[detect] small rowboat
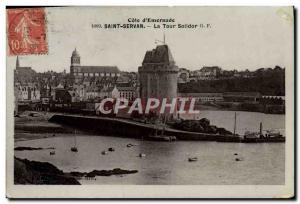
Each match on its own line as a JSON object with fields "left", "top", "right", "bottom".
{"left": 188, "top": 157, "right": 198, "bottom": 162}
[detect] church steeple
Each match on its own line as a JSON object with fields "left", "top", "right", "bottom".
{"left": 71, "top": 48, "right": 80, "bottom": 66}
{"left": 16, "top": 56, "right": 20, "bottom": 68}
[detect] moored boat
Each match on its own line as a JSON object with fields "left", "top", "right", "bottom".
{"left": 101, "top": 151, "right": 108, "bottom": 155}
{"left": 242, "top": 123, "right": 285, "bottom": 143}
{"left": 188, "top": 157, "right": 198, "bottom": 162}
{"left": 146, "top": 135, "right": 177, "bottom": 142}
{"left": 71, "top": 129, "right": 79, "bottom": 152}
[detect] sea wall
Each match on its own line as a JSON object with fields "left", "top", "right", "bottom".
{"left": 49, "top": 114, "right": 225, "bottom": 141}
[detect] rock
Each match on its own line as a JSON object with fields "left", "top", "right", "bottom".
{"left": 14, "top": 157, "right": 80, "bottom": 185}
{"left": 69, "top": 171, "right": 87, "bottom": 177}
{"left": 199, "top": 118, "right": 210, "bottom": 127}
{"left": 172, "top": 118, "right": 232, "bottom": 135}
{"left": 206, "top": 125, "right": 218, "bottom": 134}
{"left": 86, "top": 168, "right": 138, "bottom": 177}
{"left": 67, "top": 168, "right": 138, "bottom": 178}
{"left": 217, "top": 127, "right": 232, "bottom": 135}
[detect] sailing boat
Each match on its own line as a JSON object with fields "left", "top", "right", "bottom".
{"left": 71, "top": 129, "right": 78, "bottom": 152}
{"left": 216, "top": 112, "right": 241, "bottom": 142}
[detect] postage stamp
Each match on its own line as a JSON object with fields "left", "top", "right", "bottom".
{"left": 7, "top": 8, "right": 47, "bottom": 55}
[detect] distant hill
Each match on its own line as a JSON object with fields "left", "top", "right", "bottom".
{"left": 178, "top": 67, "right": 285, "bottom": 95}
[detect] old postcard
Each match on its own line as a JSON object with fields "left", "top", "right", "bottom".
{"left": 6, "top": 6, "right": 294, "bottom": 198}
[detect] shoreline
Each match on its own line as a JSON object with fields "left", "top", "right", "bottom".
{"left": 195, "top": 104, "right": 285, "bottom": 114}
{"left": 14, "top": 110, "right": 285, "bottom": 142}
{"left": 14, "top": 157, "right": 139, "bottom": 185}
{"left": 14, "top": 111, "right": 75, "bottom": 141}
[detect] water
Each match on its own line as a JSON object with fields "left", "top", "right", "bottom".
{"left": 15, "top": 111, "right": 285, "bottom": 185}
{"left": 182, "top": 110, "right": 285, "bottom": 136}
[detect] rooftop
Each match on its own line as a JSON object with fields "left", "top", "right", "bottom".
{"left": 80, "top": 66, "right": 120, "bottom": 73}
{"left": 142, "top": 44, "right": 175, "bottom": 64}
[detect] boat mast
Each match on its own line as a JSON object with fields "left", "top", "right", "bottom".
{"left": 155, "top": 115, "right": 159, "bottom": 136}
{"left": 259, "top": 122, "right": 263, "bottom": 136}
{"left": 233, "top": 112, "right": 237, "bottom": 136}
{"left": 161, "top": 115, "right": 167, "bottom": 136}
{"left": 74, "top": 129, "right": 77, "bottom": 147}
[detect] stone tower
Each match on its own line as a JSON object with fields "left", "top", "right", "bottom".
{"left": 138, "top": 44, "right": 179, "bottom": 117}
{"left": 70, "top": 48, "right": 81, "bottom": 83}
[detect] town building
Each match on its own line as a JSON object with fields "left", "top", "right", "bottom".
{"left": 178, "top": 92, "right": 224, "bottom": 103}
{"left": 99, "top": 86, "right": 119, "bottom": 99}
{"left": 178, "top": 68, "right": 190, "bottom": 83}
{"left": 15, "top": 83, "right": 41, "bottom": 102}
{"left": 14, "top": 56, "right": 37, "bottom": 84}
{"left": 70, "top": 48, "right": 121, "bottom": 84}
{"left": 195, "top": 66, "right": 222, "bottom": 80}
{"left": 116, "top": 86, "right": 137, "bottom": 101}
{"left": 223, "top": 92, "right": 261, "bottom": 102}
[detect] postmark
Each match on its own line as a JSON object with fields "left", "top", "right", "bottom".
{"left": 7, "top": 8, "right": 47, "bottom": 55}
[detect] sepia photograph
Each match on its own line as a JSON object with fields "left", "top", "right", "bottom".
{"left": 6, "top": 6, "right": 294, "bottom": 198}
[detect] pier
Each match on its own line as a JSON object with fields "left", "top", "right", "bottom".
{"left": 49, "top": 114, "right": 231, "bottom": 141}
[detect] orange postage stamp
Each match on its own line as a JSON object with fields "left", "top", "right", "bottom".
{"left": 7, "top": 8, "right": 47, "bottom": 55}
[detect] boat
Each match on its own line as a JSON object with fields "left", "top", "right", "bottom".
{"left": 216, "top": 112, "right": 242, "bottom": 142}
{"left": 147, "top": 135, "right": 176, "bottom": 142}
{"left": 127, "top": 143, "right": 138, "bottom": 147}
{"left": 242, "top": 123, "right": 285, "bottom": 143}
{"left": 71, "top": 147, "right": 78, "bottom": 152}
{"left": 101, "top": 151, "right": 108, "bottom": 155}
{"left": 242, "top": 131, "right": 261, "bottom": 143}
{"left": 71, "top": 129, "right": 78, "bottom": 152}
{"left": 139, "top": 153, "right": 146, "bottom": 157}
{"left": 188, "top": 157, "right": 198, "bottom": 162}
{"left": 146, "top": 115, "right": 177, "bottom": 142}
{"left": 216, "top": 135, "right": 241, "bottom": 142}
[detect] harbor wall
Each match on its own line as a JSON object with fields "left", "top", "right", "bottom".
{"left": 49, "top": 114, "right": 225, "bottom": 141}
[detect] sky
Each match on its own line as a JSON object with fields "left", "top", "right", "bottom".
{"left": 7, "top": 6, "right": 294, "bottom": 73}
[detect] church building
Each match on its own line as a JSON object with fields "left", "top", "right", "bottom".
{"left": 70, "top": 48, "right": 121, "bottom": 84}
